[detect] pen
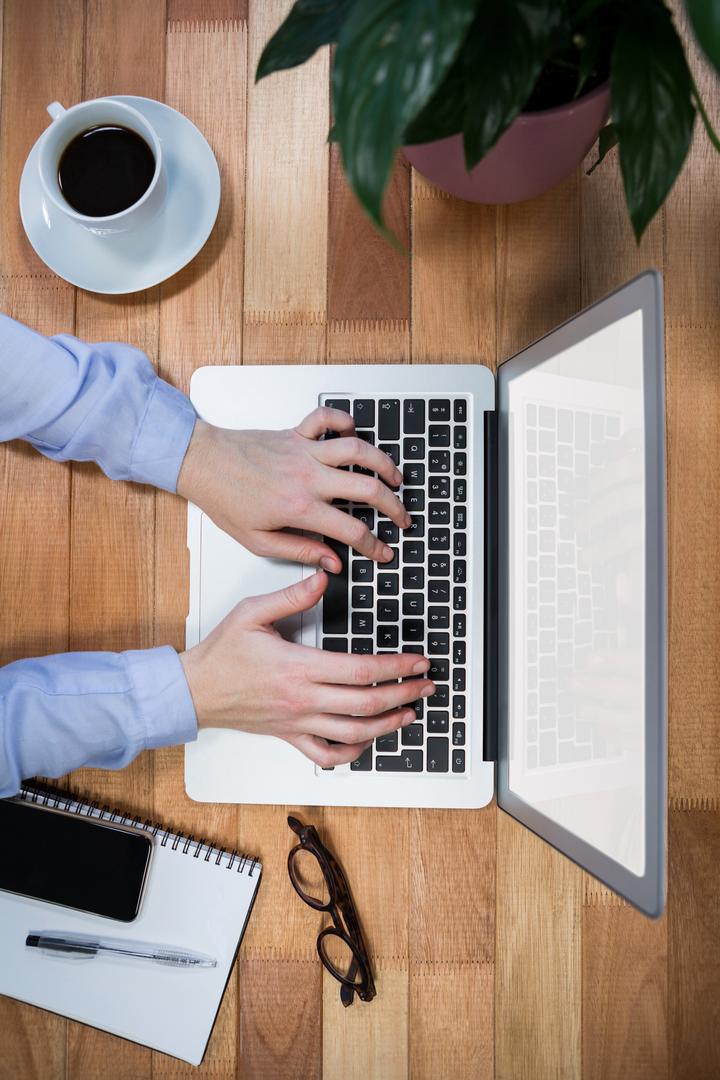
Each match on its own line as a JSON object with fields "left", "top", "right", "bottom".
{"left": 26, "top": 931, "right": 217, "bottom": 969}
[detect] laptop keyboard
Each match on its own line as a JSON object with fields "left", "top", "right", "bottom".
{"left": 318, "top": 394, "right": 472, "bottom": 777}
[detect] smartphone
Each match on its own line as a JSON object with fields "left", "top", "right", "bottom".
{"left": 0, "top": 799, "right": 153, "bottom": 921}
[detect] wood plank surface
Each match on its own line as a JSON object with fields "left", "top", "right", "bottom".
{"left": 0, "top": 3, "right": 719, "bottom": 1079}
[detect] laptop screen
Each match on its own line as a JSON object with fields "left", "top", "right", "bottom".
{"left": 496, "top": 273, "right": 666, "bottom": 916}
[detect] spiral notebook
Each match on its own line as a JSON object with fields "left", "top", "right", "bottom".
{"left": 0, "top": 786, "right": 261, "bottom": 1066}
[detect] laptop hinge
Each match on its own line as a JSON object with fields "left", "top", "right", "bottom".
{"left": 483, "top": 410, "right": 499, "bottom": 762}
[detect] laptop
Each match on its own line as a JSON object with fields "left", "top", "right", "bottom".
{"left": 185, "top": 271, "right": 666, "bottom": 917}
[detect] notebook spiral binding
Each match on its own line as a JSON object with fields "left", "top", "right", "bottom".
{"left": 18, "top": 783, "right": 259, "bottom": 878}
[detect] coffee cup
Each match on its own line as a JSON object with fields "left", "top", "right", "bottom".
{"left": 38, "top": 98, "right": 167, "bottom": 236}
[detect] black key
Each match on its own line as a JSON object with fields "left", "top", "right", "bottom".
{"left": 427, "top": 737, "right": 449, "bottom": 772}
{"left": 403, "top": 489, "right": 425, "bottom": 513}
{"left": 429, "top": 450, "right": 450, "bottom": 473}
{"left": 377, "top": 625, "right": 399, "bottom": 649}
{"left": 429, "top": 502, "right": 450, "bottom": 525}
{"left": 452, "top": 722, "right": 466, "bottom": 745}
{"left": 377, "top": 599, "right": 399, "bottom": 622}
{"left": 379, "top": 443, "right": 400, "bottom": 465}
{"left": 325, "top": 398, "right": 350, "bottom": 413}
{"left": 357, "top": 430, "right": 375, "bottom": 446}
{"left": 453, "top": 669, "right": 466, "bottom": 691}
{"left": 378, "top": 399, "right": 400, "bottom": 440}
{"left": 403, "top": 462, "right": 425, "bottom": 486}
{"left": 429, "top": 554, "right": 450, "bottom": 576}
{"left": 352, "top": 586, "right": 373, "bottom": 609}
{"left": 353, "top": 464, "right": 374, "bottom": 476}
{"left": 429, "top": 476, "right": 450, "bottom": 498}
{"left": 429, "top": 425, "right": 451, "bottom": 447}
{"left": 352, "top": 560, "right": 374, "bottom": 582}
{"left": 428, "top": 581, "right": 450, "bottom": 603}
{"left": 323, "top": 638, "right": 348, "bottom": 652}
{"left": 376, "top": 732, "right": 398, "bottom": 752}
{"left": 427, "top": 632, "right": 449, "bottom": 655}
{"left": 412, "top": 697, "right": 424, "bottom": 718}
{"left": 454, "top": 452, "right": 467, "bottom": 476}
{"left": 428, "top": 685, "right": 449, "bottom": 707}
{"left": 378, "top": 574, "right": 399, "bottom": 595}
{"left": 353, "top": 399, "right": 375, "bottom": 427}
{"left": 454, "top": 399, "right": 467, "bottom": 422}
{"left": 403, "top": 399, "right": 425, "bottom": 434}
{"left": 378, "top": 520, "right": 398, "bottom": 544}
{"left": 322, "top": 538, "right": 348, "bottom": 634}
{"left": 403, "top": 644, "right": 425, "bottom": 655}
{"left": 401, "top": 723, "right": 423, "bottom": 746}
{"left": 402, "top": 592, "right": 424, "bottom": 616}
{"left": 454, "top": 426, "right": 467, "bottom": 449}
{"left": 453, "top": 641, "right": 466, "bottom": 664}
{"left": 454, "top": 506, "right": 467, "bottom": 530}
{"left": 427, "top": 711, "right": 449, "bottom": 733}
{"left": 403, "top": 437, "right": 425, "bottom": 460}
{"left": 383, "top": 548, "right": 399, "bottom": 570}
{"left": 352, "top": 506, "right": 375, "bottom": 530}
{"left": 429, "top": 658, "right": 450, "bottom": 681}
{"left": 429, "top": 399, "right": 451, "bottom": 421}
{"left": 453, "top": 614, "right": 466, "bottom": 638}
{"left": 428, "top": 607, "right": 450, "bottom": 630}
{"left": 452, "top": 749, "right": 466, "bottom": 773}
{"left": 454, "top": 534, "right": 467, "bottom": 557}
{"left": 402, "top": 619, "right": 425, "bottom": 642}
{"left": 352, "top": 611, "right": 373, "bottom": 635}
{"left": 351, "top": 745, "right": 373, "bottom": 771}
{"left": 352, "top": 638, "right": 373, "bottom": 654}
{"left": 403, "top": 540, "right": 425, "bottom": 564}
{"left": 454, "top": 478, "right": 466, "bottom": 502}
{"left": 406, "top": 515, "right": 425, "bottom": 538}
{"left": 403, "top": 566, "right": 424, "bottom": 590}
{"left": 453, "top": 560, "right": 467, "bottom": 584}
{"left": 453, "top": 695, "right": 466, "bottom": 719}
{"left": 429, "top": 528, "right": 450, "bottom": 551}
{"left": 376, "top": 750, "right": 423, "bottom": 771}
{"left": 453, "top": 586, "right": 466, "bottom": 610}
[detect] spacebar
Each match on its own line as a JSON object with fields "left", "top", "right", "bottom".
{"left": 322, "top": 538, "right": 348, "bottom": 635}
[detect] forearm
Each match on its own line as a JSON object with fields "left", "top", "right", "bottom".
{"left": 0, "top": 647, "right": 197, "bottom": 797}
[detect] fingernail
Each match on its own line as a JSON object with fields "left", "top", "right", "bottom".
{"left": 402, "top": 711, "right": 415, "bottom": 726}
{"left": 404, "top": 513, "right": 412, "bottom": 528}
{"left": 320, "top": 556, "right": 336, "bottom": 573}
{"left": 382, "top": 545, "right": 394, "bottom": 561}
{"left": 421, "top": 682, "right": 435, "bottom": 697}
{"left": 307, "top": 571, "right": 324, "bottom": 589}
{"left": 412, "top": 659, "right": 430, "bottom": 674}
{"left": 395, "top": 469, "right": 403, "bottom": 484}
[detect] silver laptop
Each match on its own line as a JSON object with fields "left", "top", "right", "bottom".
{"left": 185, "top": 272, "right": 666, "bottom": 917}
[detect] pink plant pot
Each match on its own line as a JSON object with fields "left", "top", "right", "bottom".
{"left": 403, "top": 82, "right": 610, "bottom": 204}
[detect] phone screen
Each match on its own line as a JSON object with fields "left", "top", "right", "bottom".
{"left": 0, "top": 799, "right": 152, "bottom": 921}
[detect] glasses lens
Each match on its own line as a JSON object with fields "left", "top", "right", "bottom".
{"left": 319, "top": 931, "right": 364, "bottom": 985}
{"left": 290, "top": 848, "right": 331, "bottom": 906}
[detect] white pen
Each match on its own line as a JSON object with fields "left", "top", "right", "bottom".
{"left": 26, "top": 931, "right": 217, "bottom": 969}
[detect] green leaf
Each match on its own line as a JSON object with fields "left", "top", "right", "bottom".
{"left": 686, "top": 0, "right": 720, "bottom": 74}
{"left": 256, "top": 0, "right": 356, "bottom": 82}
{"left": 332, "top": 0, "right": 479, "bottom": 233}
{"left": 403, "top": 55, "right": 466, "bottom": 145}
{"left": 612, "top": 2, "right": 695, "bottom": 241}
{"left": 586, "top": 122, "right": 619, "bottom": 174}
{"left": 461, "top": 1, "right": 568, "bottom": 172}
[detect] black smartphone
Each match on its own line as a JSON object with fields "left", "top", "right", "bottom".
{"left": 0, "top": 799, "right": 153, "bottom": 921}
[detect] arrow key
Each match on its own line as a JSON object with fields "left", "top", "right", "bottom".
{"left": 427, "top": 737, "right": 449, "bottom": 772}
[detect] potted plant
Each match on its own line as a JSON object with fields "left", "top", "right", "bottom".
{"left": 257, "top": 0, "right": 720, "bottom": 241}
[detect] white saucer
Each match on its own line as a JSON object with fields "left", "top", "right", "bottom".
{"left": 19, "top": 96, "right": 221, "bottom": 294}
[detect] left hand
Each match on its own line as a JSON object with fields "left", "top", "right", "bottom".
{"left": 176, "top": 408, "right": 411, "bottom": 572}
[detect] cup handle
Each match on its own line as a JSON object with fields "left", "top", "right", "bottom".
{"left": 46, "top": 102, "right": 66, "bottom": 121}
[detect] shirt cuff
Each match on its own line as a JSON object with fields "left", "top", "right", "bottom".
{"left": 129, "top": 377, "right": 197, "bottom": 493}
{"left": 123, "top": 646, "right": 198, "bottom": 750}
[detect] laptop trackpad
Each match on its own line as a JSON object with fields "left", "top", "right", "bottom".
{"left": 198, "top": 514, "right": 309, "bottom": 644}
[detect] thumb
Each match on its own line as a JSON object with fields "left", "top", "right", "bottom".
{"left": 247, "top": 571, "right": 328, "bottom": 626}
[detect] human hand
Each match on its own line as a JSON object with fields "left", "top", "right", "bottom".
{"left": 176, "top": 408, "right": 410, "bottom": 572}
{"left": 179, "top": 571, "right": 435, "bottom": 767}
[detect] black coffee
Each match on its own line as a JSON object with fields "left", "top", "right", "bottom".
{"left": 58, "top": 125, "right": 155, "bottom": 217}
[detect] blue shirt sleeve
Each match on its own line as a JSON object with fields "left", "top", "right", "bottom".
{"left": 0, "top": 647, "right": 198, "bottom": 797}
{"left": 0, "top": 312, "right": 197, "bottom": 492}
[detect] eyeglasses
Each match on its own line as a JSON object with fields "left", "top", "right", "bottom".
{"left": 287, "top": 815, "right": 376, "bottom": 1007}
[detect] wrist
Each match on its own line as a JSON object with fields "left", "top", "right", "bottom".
{"left": 176, "top": 418, "right": 216, "bottom": 503}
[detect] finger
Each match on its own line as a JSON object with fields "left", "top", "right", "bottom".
{"left": 315, "top": 436, "right": 403, "bottom": 490}
{"left": 296, "top": 406, "right": 355, "bottom": 440}
{"left": 313, "top": 505, "right": 396, "bottom": 563}
{"left": 300, "top": 647, "right": 431, "bottom": 685}
{"left": 314, "top": 678, "right": 435, "bottom": 718}
{"left": 244, "top": 570, "right": 327, "bottom": 625}
{"left": 254, "top": 530, "right": 344, "bottom": 574}
{"left": 330, "top": 472, "right": 410, "bottom": 529}
{"left": 304, "top": 707, "right": 416, "bottom": 744}
{"left": 288, "top": 733, "right": 373, "bottom": 768}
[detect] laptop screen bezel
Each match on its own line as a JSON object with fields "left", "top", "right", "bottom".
{"left": 495, "top": 271, "right": 666, "bottom": 918}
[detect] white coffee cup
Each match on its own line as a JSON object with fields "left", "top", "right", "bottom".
{"left": 38, "top": 98, "right": 167, "bottom": 236}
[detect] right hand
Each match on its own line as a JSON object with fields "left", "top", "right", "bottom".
{"left": 179, "top": 571, "right": 435, "bottom": 767}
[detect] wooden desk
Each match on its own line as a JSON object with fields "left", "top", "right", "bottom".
{"left": 1, "top": 2, "right": 718, "bottom": 1078}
